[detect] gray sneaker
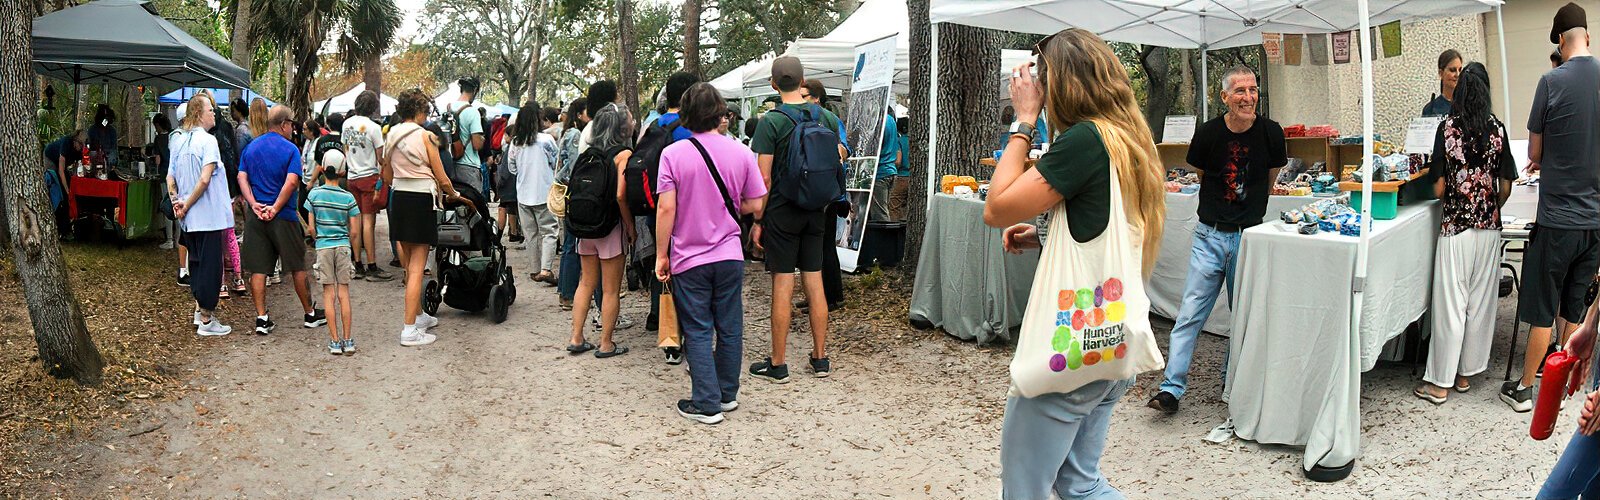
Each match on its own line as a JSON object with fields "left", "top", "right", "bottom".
{"left": 365, "top": 265, "right": 394, "bottom": 282}
{"left": 1500, "top": 381, "right": 1533, "bottom": 412}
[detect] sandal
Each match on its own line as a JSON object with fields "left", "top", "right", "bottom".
{"left": 1456, "top": 380, "right": 1471, "bottom": 393}
{"left": 1413, "top": 385, "right": 1447, "bottom": 405}
{"left": 594, "top": 346, "right": 630, "bottom": 358}
{"left": 566, "top": 342, "right": 595, "bottom": 354}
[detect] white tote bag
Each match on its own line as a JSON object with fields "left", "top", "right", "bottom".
{"left": 1010, "top": 162, "right": 1164, "bottom": 398}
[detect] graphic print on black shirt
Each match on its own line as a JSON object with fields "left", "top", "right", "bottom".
{"left": 1224, "top": 141, "right": 1248, "bottom": 204}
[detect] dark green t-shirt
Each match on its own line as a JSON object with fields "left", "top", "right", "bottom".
{"left": 751, "top": 102, "right": 844, "bottom": 207}
{"left": 1034, "top": 121, "right": 1112, "bottom": 243}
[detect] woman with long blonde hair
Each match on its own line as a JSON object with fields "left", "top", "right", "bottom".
{"left": 983, "top": 28, "right": 1166, "bottom": 498}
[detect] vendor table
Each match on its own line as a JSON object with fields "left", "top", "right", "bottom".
{"left": 1149, "top": 192, "right": 1317, "bottom": 335}
{"left": 67, "top": 177, "right": 160, "bottom": 240}
{"left": 1225, "top": 201, "right": 1441, "bottom": 473}
{"left": 909, "top": 193, "right": 1040, "bottom": 344}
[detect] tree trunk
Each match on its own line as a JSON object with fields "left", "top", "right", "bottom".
{"left": 121, "top": 85, "right": 145, "bottom": 148}
{"left": 1141, "top": 46, "right": 1176, "bottom": 138}
{"left": 1, "top": 0, "right": 105, "bottom": 385}
{"left": 616, "top": 0, "right": 640, "bottom": 115}
{"left": 682, "top": 0, "right": 701, "bottom": 77}
{"left": 230, "top": 0, "right": 256, "bottom": 74}
{"left": 525, "top": 0, "right": 551, "bottom": 104}
{"left": 287, "top": 24, "right": 324, "bottom": 119}
{"left": 363, "top": 50, "right": 382, "bottom": 96}
{"left": 904, "top": 0, "right": 930, "bottom": 269}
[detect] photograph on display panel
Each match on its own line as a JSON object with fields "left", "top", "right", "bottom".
{"left": 844, "top": 86, "right": 890, "bottom": 164}
{"left": 838, "top": 190, "right": 871, "bottom": 251}
{"left": 846, "top": 157, "right": 876, "bottom": 191}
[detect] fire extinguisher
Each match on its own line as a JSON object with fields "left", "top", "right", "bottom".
{"left": 1532, "top": 350, "right": 1586, "bottom": 440}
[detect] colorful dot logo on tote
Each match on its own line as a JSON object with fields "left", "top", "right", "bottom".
{"left": 1050, "top": 278, "right": 1129, "bottom": 372}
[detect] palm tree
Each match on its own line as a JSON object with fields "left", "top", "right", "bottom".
{"left": 252, "top": 0, "right": 401, "bottom": 118}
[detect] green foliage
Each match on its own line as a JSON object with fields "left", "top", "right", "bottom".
{"left": 336, "top": 0, "right": 404, "bottom": 73}
{"left": 703, "top": 0, "right": 843, "bottom": 81}
{"left": 532, "top": 0, "right": 681, "bottom": 112}
{"left": 423, "top": 0, "right": 548, "bottom": 103}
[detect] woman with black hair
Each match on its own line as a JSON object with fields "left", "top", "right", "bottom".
{"left": 1414, "top": 62, "right": 1519, "bottom": 405}
{"left": 89, "top": 103, "right": 119, "bottom": 165}
{"left": 508, "top": 103, "right": 561, "bottom": 284}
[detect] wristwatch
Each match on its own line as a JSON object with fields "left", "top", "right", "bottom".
{"left": 1009, "top": 120, "right": 1037, "bottom": 143}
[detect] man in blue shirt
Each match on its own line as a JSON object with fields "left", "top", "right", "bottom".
{"left": 869, "top": 109, "right": 898, "bottom": 221}
{"left": 654, "top": 72, "right": 699, "bottom": 142}
{"left": 238, "top": 105, "right": 324, "bottom": 336}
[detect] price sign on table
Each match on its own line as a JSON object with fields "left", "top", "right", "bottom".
{"left": 1163, "top": 115, "right": 1197, "bottom": 144}
{"left": 1405, "top": 116, "right": 1443, "bottom": 155}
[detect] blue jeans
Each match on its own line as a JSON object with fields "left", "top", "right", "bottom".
{"left": 671, "top": 260, "right": 745, "bottom": 414}
{"left": 1000, "top": 378, "right": 1133, "bottom": 500}
{"left": 1159, "top": 222, "right": 1242, "bottom": 399}
{"left": 1541, "top": 427, "right": 1600, "bottom": 499}
{"left": 557, "top": 231, "right": 600, "bottom": 305}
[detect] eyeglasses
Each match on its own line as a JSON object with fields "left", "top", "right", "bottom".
{"left": 801, "top": 93, "right": 812, "bottom": 98}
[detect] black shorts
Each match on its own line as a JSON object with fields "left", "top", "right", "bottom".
{"left": 1518, "top": 226, "right": 1600, "bottom": 327}
{"left": 387, "top": 191, "right": 438, "bottom": 245}
{"left": 762, "top": 202, "right": 828, "bottom": 274}
{"left": 241, "top": 217, "right": 308, "bottom": 274}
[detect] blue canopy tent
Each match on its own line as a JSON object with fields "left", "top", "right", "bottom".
{"left": 159, "top": 87, "right": 275, "bottom": 107}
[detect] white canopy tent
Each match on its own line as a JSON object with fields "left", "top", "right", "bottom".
{"left": 928, "top": 0, "right": 1509, "bottom": 481}
{"left": 312, "top": 82, "right": 398, "bottom": 117}
{"left": 710, "top": 0, "right": 1033, "bottom": 98}
{"left": 434, "top": 81, "right": 461, "bottom": 111}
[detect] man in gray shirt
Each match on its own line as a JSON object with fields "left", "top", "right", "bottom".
{"left": 1505, "top": 2, "right": 1600, "bottom": 413}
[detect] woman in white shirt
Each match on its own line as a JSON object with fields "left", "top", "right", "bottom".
{"left": 507, "top": 104, "right": 561, "bottom": 283}
{"left": 166, "top": 92, "right": 235, "bottom": 336}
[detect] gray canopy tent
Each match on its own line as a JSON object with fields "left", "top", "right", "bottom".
{"left": 32, "top": 0, "right": 250, "bottom": 92}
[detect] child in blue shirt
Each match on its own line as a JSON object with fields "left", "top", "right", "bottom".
{"left": 304, "top": 150, "right": 362, "bottom": 355}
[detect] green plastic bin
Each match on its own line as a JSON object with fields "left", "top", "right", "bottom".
{"left": 1349, "top": 190, "right": 1398, "bottom": 220}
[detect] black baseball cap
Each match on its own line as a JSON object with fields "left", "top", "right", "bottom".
{"left": 1552, "top": 2, "right": 1587, "bottom": 44}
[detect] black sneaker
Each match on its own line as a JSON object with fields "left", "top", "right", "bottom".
{"left": 809, "top": 356, "right": 831, "bottom": 378}
{"left": 177, "top": 273, "right": 191, "bottom": 287}
{"left": 1147, "top": 391, "right": 1180, "bottom": 414}
{"left": 304, "top": 309, "right": 327, "bottom": 328}
{"left": 664, "top": 347, "right": 683, "bottom": 365}
{"left": 254, "top": 316, "right": 276, "bottom": 335}
{"left": 389, "top": 259, "right": 402, "bottom": 268}
{"left": 676, "top": 399, "right": 724, "bottom": 425}
{"left": 1500, "top": 381, "right": 1533, "bottom": 412}
{"left": 508, "top": 233, "right": 525, "bottom": 244}
{"left": 749, "top": 358, "right": 790, "bottom": 384}
{"left": 353, "top": 264, "right": 367, "bottom": 280}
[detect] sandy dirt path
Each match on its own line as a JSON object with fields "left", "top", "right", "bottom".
{"left": 38, "top": 217, "right": 1570, "bottom": 499}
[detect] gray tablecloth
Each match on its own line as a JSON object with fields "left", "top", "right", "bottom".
{"left": 1148, "top": 193, "right": 1318, "bottom": 335}
{"left": 909, "top": 194, "right": 1040, "bottom": 344}
{"left": 1225, "top": 201, "right": 1441, "bottom": 471}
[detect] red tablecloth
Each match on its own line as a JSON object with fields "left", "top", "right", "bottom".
{"left": 67, "top": 176, "right": 128, "bottom": 225}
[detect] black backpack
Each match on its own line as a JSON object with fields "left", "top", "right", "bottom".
{"left": 772, "top": 104, "right": 845, "bottom": 211}
{"left": 438, "top": 103, "right": 467, "bottom": 161}
{"left": 623, "top": 120, "right": 681, "bottom": 214}
{"left": 565, "top": 146, "right": 626, "bottom": 239}
{"left": 209, "top": 115, "right": 240, "bottom": 198}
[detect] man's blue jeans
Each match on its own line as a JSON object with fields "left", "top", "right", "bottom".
{"left": 1159, "top": 222, "right": 1242, "bottom": 400}
{"left": 1540, "top": 427, "right": 1600, "bottom": 499}
{"left": 671, "top": 260, "right": 744, "bottom": 414}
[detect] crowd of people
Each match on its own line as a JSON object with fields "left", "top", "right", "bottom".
{"left": 38, "top": 1, "right": 1600, "bottom": 496}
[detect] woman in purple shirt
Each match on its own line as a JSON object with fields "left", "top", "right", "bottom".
{"left": 653, "top": 83, "right": 769, "bottom": 424}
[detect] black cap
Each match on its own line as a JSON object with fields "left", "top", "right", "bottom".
{"left": 771, "top": 56, "right": 804, "bottom": 91}
{"left": 1552, "top": 2, "right": 1587, "bottom": 44}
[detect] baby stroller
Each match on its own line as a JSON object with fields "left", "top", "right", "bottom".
{"left": 422, "top": 185, "right": 517, "bottom": 323}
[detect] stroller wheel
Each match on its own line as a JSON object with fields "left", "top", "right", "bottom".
{"left": 423, "top": 278, "right": 441, "bottom": 316}
{"left": 488, "top": 284, "right": 509, "bottom": 324}
{"left": 504, "top": 271, "right": 517, "bottom": 306}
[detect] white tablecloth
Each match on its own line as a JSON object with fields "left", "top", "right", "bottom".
{"left": 1148, "top": 193, "right": 1318, "bottom": 335}
{"left": 1224, "top": 201, "right": 1440, "bottom": 471}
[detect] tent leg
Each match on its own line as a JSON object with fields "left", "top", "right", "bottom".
{"left": 926, "top": 22, "right": 941, "bottom": 211}
{"left": 1496, "top": 6, "right": 1514, "bottom": 121}
{"left": 1199, "top": 48, "right": 1209, "bottom": 118}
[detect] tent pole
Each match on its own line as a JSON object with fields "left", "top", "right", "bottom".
{"left": 1496, "top": 6, "right": 1513, "bottom": 122}
{"left": 1353, "top": 0, "right": 1375, "bottom": 377}
{"left": 1199, "top": 47, "right": 1209, "bottom": 118}
{"left": 926, "top": 22, "right": 941, "bottom": 210}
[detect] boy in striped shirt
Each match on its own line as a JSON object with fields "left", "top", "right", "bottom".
{"left": 304, "top": 150, "right": 361, "bottom": 355}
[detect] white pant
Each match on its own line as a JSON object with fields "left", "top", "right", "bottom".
{"left": 518, "top": 203, "right": 559, "bottom": 272}
{"left": 1426, "top": 228, "right": 1501, "bottom": 387}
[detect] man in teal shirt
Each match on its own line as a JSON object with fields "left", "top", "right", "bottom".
{"left": 445, "top": 76, "right": 487, "bottom": 195}
{"left": 870, "top": 110, "right": 898, "bottom": 221}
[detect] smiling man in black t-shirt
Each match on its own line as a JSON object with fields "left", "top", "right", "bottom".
{"left": 1148, "top": 65, "right": 1286, "bottom": 415}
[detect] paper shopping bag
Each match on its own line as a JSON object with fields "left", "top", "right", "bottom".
{"left": 657, "top": 284, "right": 680, "bottom": 348}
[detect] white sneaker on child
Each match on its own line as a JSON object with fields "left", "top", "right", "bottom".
{"left": 415, "top": 313, "right": 439, "bottom": 331}
{"left": 400, "top": 326, "right": 436, "bottom": 347}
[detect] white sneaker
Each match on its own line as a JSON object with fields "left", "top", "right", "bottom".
{"left": 416, "top": 313, "right": 439, "bottom": 331}
{"left": 196, "top": 319, "right": 232, "bottom": 336}
{"left": 193, "top": 310, "right": 203, "bottom": 326}
{"left": 400, "top": 332, "right": 437, "bottom": 347}
{"left": 159, "top": 241, "right": 175, "bottom": 250}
